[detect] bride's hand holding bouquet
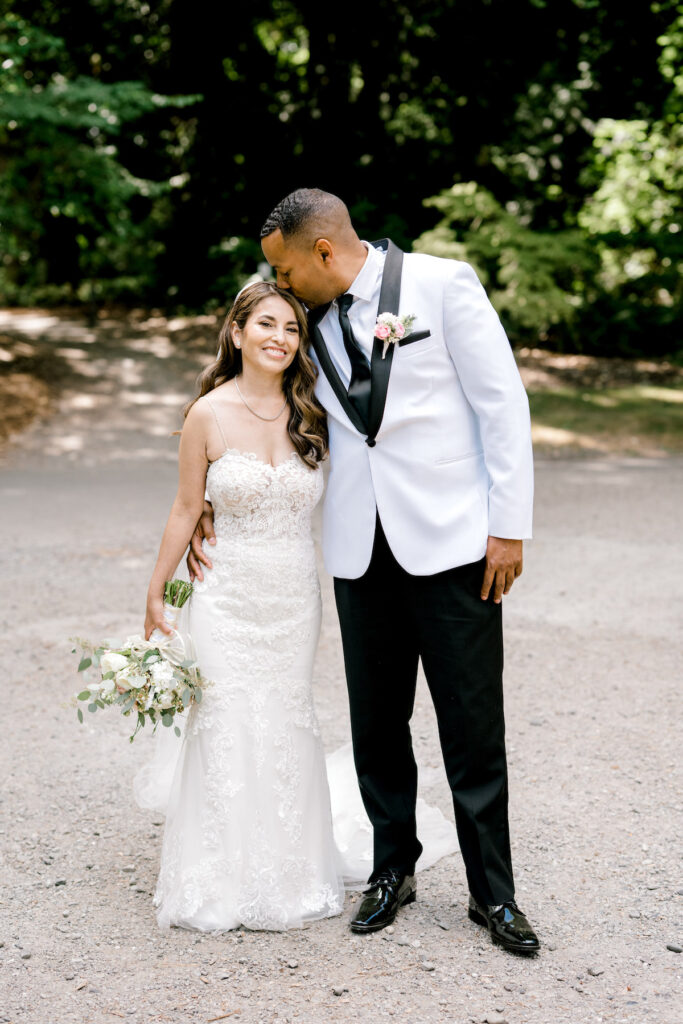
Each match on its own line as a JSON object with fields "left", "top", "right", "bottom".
{"left": 73, "top": 378, "right": 218, "bottom": 743}
{"left": 72, "top": 579, "right": 209, "bottom": 742}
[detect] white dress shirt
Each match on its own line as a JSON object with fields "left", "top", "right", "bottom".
{"left": 317, "top": 242, "right": 386, "bottom": 383}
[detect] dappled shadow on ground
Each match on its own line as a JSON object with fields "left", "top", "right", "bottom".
{"left": 1, "top": 310, "right": 682, "bottom": 463}
{"left": 517, "top": 346, "right": 683, "bottom": 391}
{"left": 517, "top": 348, "right": 683, "bottom": 458}
{"left": 0, "top": 309, "right": 221, "bottom": 463}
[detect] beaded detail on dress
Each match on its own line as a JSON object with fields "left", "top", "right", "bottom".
{"left": 152, "top": 449, "right": 343, "bottom": 932}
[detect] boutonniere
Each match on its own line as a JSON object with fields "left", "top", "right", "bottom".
{"left": 375, "top": 312, "right": 417, "bottom": 358}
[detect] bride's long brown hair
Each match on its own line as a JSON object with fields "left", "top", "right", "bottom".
{"left": 185, "top": 282, "right": 328, "bottom": 468}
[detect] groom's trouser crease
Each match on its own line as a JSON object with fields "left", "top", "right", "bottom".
{"left": 334, "top": 516, "right": 514, "bottom": 906}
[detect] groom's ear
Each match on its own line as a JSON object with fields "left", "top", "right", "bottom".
{"left": 313, "top": 238, "right": 333, "bottom": 265}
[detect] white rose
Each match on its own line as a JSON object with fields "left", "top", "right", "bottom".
{"left": 157, "top": 690, "right": 175, "bottom": 709}
{"left": 100, "top": 651, "right": 129, "bottom": 675}
{"left": 116, "top": 667, "right": 146, "bottom": 692}
{"left": 150, "top": 660, "right": 174, "bottom": 685}
{"left": 101, "top": 677, "right": 116, "bottom": 695}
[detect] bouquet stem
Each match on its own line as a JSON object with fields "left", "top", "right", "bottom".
{"left": 163, "top": 579, "right": 193, "bottom": 608}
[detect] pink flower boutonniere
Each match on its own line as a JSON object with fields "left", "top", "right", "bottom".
{"left": 375, "top": 312, "right": 417, "bottom": 358}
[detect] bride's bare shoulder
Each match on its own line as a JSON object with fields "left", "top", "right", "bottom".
{"left": 195, "top": 382, "right": 240, "bottom": 410}
{"left": 187, "top": 386, "right": 240, "bottom": 454}
{"left": 191, "top": 384, "right": 238, "bottom": 417}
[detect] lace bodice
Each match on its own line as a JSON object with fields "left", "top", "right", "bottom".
{"left": 206, "top": 448, "right": 324, "bottom": 540}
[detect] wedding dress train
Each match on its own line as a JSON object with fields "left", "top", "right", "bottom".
{"left": 134, "top": 446, "right": 458, "bottom": 932}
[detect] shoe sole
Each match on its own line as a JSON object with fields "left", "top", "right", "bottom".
{"left": 468, "top": 906, "right": 540, "bottom": 955}
{"left": 350, "top": 889, "right": 417, "bottom": 933}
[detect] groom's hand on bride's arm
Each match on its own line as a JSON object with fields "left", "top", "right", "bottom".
{"left": 480, "top": 537, "right": 523, "bottom": 604}
{"left": 187, "top": 500, "right": 216, "bottom": 582}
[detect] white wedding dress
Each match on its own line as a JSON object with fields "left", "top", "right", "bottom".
{"left": 135, "top": 445, "right": 458, "bottom": 932}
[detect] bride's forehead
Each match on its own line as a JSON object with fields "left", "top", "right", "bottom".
{"left": 249, "top": 296, "right": 297, "bottom": 321}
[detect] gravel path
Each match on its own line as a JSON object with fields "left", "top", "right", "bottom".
{"left": 0, "top": 311, "right": 681, "bottom": 1024}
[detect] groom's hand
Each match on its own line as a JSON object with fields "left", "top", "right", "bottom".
{"left": 481, "top": 537, "right": 523, "bottom": 604}
{"left": 187, "top": 500, "right": 216, "bottom": 582}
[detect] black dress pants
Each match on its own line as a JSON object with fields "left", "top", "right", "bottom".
{"left": 333, "top": 516, "right": 515, "bottom": 906}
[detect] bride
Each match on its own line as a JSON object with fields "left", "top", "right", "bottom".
{"left": 140, "top": 281, "right": 456, "bottom": 932}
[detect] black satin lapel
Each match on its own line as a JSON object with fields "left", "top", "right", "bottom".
{"left": 308, "top": 312, "right": 368, "bottom": 436}
{"left": 367, "top": 239, "right": 404, "bottom": 442}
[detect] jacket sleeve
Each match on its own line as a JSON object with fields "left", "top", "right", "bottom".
{"left": 442, "top": 261, "right": 534, "bottom": 539}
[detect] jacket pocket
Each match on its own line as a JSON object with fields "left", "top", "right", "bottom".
{"left": 435, "top": 449, "right": 484, "bottom": 465}
{"left": 398, "top": 329, "right": 431, "bottom": 347}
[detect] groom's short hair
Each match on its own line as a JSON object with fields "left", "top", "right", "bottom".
{"left": 261, "top": 188, "right": 351, "bottom": 245}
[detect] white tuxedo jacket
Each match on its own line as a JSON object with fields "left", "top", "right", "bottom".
{"left": 308, "top": 240, "right": 533, "bottom": 579}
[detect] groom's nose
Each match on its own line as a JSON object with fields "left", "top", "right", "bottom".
{"left": 276, "top": 273, "right": 291, "bottom": 290}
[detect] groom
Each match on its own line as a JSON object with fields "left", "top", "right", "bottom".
{"left": 191, "top": 188, "right": 539, "bottom": 954}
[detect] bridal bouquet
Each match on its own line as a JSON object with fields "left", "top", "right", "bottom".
{"left": 72, "top": 579, "right": 208, "bottom": 742}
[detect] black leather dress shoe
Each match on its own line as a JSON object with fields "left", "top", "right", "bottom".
{"left": 468, "top": 895, "right": 540, "bottom": 954}
{"left": 349, "top": 870, "right": 417, "bottom": 933}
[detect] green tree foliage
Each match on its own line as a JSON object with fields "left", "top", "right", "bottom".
{"left": 414, "top": 182, "right": 599, "bottom": 348}
{"left": 415, "top": 2, "right": 683, "bottom": 356}
{"left": 0, "top": 0, "right": 680, "bottom": 356}
{"left": 574, "top": 8, "right": 683, "bottom": 354}
{"left": 0, "top": 13, "right": 198, "bottom": 304}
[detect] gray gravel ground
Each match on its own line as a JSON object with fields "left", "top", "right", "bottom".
{"left": 0, "top": 311, "right": 681, "bottom": 1024}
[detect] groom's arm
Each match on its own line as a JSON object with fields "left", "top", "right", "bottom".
{"left": 442, "top": 261, "right": 534, "bottom": 542}
{"left": 442, "top": 262, "right": 532, "bottom": 602}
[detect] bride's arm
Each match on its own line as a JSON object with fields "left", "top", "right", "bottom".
{"left": 144, "top": 404, "right": 209, "bottom": 638}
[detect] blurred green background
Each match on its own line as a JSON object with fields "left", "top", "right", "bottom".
{"left": 0, "top": 0, "right": 681, "bottom": 359}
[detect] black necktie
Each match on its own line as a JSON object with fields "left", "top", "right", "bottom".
{"left": 338, "top": 293, "right": 371, "bottom": 428}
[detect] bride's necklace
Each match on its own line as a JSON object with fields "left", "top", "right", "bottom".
{"left": 234, "top": 376, "right": 288, "bottom": 421}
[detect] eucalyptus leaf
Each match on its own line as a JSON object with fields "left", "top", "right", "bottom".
{"left": 161, "top": 714, "right": 172, "bottom": 727}
{"left": 78, "top": 657, "right": 92, "bottom": 672}
{"left": 102, "top": 670, "right": 115, "bottom": 680}
{"left": 77, "top": 708, "right": 83, "bottom": 723}
{"left": 174, "top": 726, "right": 181, "bottom": 737}
{"left": 194, "top": 687, "right": 203, "bottom": 704}
{"left": 87, "top": 703, "right": 98, "bottom": 713}
{"left": 77, "top": 690, "right": 91, "bottom": 701}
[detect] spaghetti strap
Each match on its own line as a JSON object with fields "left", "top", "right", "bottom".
{"left": 206, "top": 396, "right": 229, "bottom": 451}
